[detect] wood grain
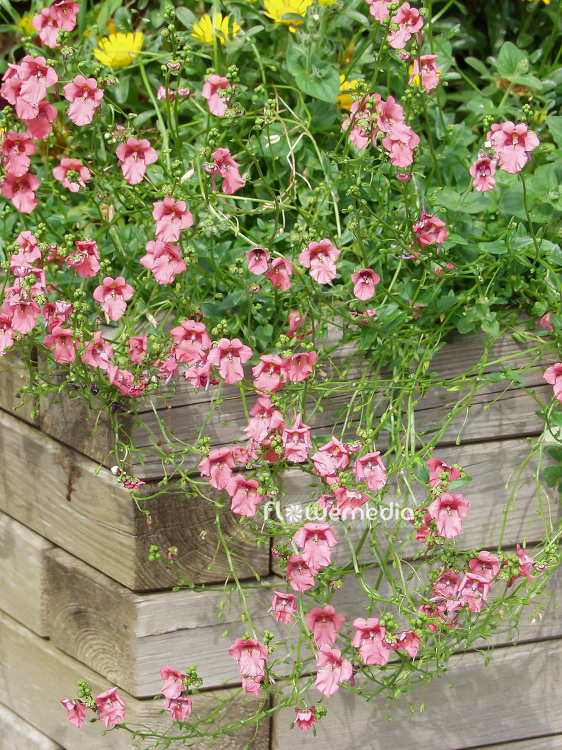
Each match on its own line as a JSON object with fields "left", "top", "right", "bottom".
{"left": 0, "top": 702, "right": 62, "bottom": 750}
{"left": 473, "top": 737, "right": 562, "bottom": 750}
{"left": 0, "top": 349, "right": 38, "bottom": 424}
{"left": 0, "top": 512, "right": 52, "bottom": 637}
{"left": 0, "top": 610, "right": 269, "bottom": 750}
{"left": 0, "top": 410, "right": 269, "bottom": 591}
{"left": 271, "top": 638, "right": 562, "bottom": 750}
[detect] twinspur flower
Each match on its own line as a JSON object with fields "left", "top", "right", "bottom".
{"left": 191, "top": 13, "right": 240, "bottom": 45}
{"left": 264, "top": 0, "right": 313, "bottom": 32}
{"left": 94, "top": 32, "right": 144, "bottom": 67}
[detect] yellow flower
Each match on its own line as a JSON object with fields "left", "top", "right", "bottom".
{"left": 17, "top": 14, "right": 35, "bottom": 35}
{"left": 336, "top": 74, "right": 359, "bottom": 110}
{"left": 191, "top": 13, "right": 240, "bottom": 45}
{"left": 94, "top": 32, "right": 144, "bottom": 67}
{"left": 521, "top": 0, "right": 550, "bottom": 3}
{"left": 317, "top": 0, "right": 338, "bottom": 4}
{"left": 264, "top": 0, "right": 313, "bottom": 32}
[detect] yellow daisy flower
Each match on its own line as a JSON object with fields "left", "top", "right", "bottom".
{"left": 17, "top": 14, "right": 35, "bottom": 35}
{"left": 336, "top": 74, "right": 359, "bottom": 110}
{"left": 94, "top": 32, "right": 144, "bottom": 67}
{"left": 264, "top": 0, "right": 313, "bottom": 32}
{"left": 521, "top": 0, "right": 550, "bottom": 4}
{"left": 191, "top": 13, "right": 240, "bottom": 45}
{"left": 317, "top": 0, "right": 338, "bottom": 4}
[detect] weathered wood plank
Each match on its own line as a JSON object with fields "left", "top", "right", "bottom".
{"left": 0, "top": 611, "right": 269, "bottom": 750}
{"left": 271, "top": 638, "right": 562, "bottom": 750}
{"left": 0, "top": 702, "right": 62, "bottom": 750}
{"left": 473, "top": 738, "right": 562, "bottom": 750}
{"left": 0, "top": 349, "right": 38, "bottom": 424}
{"left": 36, "top": 330, "right": 555, "bottom": 481}
{"left": 0, "top": 512, "right": 52, "bottom": 637}
{"left": 0, "top": 410, "right": 269, "bottom": 591}
{"left": 45, "top": 545, "right": 561, "bottom": 699}
{"left": 278, "top": 437, "right": 559, "bottom": 570}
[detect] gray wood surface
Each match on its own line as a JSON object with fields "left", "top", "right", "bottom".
{"left": 0, "top": 611, "right": 269, "bottom": 750}
{"left": 0, "top": 410, "right": 269, "bottom": 590}
{"left": 271, "top": 638, "right": 562, "bottom": 749}
{"left": 0, "top": 512, "right": 52, "bottom": 637}
{"left": 0, "top": 350, "right": 38, "bottom": 424}
{"left": 0, "top": 702, "right": 62, "bottom": 750}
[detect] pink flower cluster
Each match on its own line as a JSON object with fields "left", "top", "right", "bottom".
{"left": 61, "top": 687, "right": 125, "bottom": 729}
{"left": 470, "top": 121, "right": 540, "bottom": 192}
{"left": 203, "top": 148, "right": 245, "bottom": 194}
{"left": 410, "top": 208, "right": 448, "bottom": 256}
{"left": 342, "top": 93, "right": 420, "bottom": 167}
{"left": 228, "top": 637, "right": 269, "bottom": 695}
{"left": 365, "top": 0, "right": 424, "bottom": 49}
{"left": 32, "top": 0, "right": 79, "bottom": 48}
{"left": 544, "top": 363, "right": 562, "bottom": 402}
{"left": 159, "top": 665, "right": 193, "bottom": 720}
{"left": 299, "top": 239, "right": 341, "bottom": 284}
{"left": 411, "top": 457, "right": 469, "bottom": 542}
{"left": 140, "top": 196, "right": 193, "bottom": 284}
{"left": 246, "top": 247, "right": 295, "bottom": 290}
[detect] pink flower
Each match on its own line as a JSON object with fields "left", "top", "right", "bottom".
{"left": 116, "top": 137, "right": 158, "bottom": 184}
{"left": 293, "top": 522, "right": 338, "bottom": 570}
{"left": 246, "top": 247, "right": 270, "bottom": 275}
{"left": 202, "top": 74, "right": 230, "bottom": 116}
{"left": 392, "top": 630, "right": 421, "bottom": 657}
{"left": 129, "top": 335, "right": 148, "bottom": 363}
{"left": 299, "top": 239, "right": 341, "bottom": 284}
{"left": 286, "top": 554, "right": 317, "bottom": 593}
{"left": 92, "top": 276, "right": 134, "bottom": 321}
{"left": 413, "top": 210, "right": 448, "bottom": 250}
{"left": 140, "top": 240, "right": 186, "bottom": 284}
{"left": 288, "top": 350, "right": 318, "bottom": 382}
{"left": 409, "top": 54, "right": 440, "bottom": 93}
{"left": 294, "top": 706, "right": 317, "bottom": 731}
{"left": 509, "top": 544, "right": 536, "bottom": 586}
{"left": 281, "top": 413, "right": 312, "bottom": 463}
{"left": 152, "top": 196, "right": 194, "bottom": 242}
{"left": 315, "top": 645, "right": 353, "bottom": 697}
{"left": 469, "top": 551, "right": 500, "bottom": 581}
{"left": 452, "top": 573, "right": 491, "bottom": 613}
{"left": 198, "top": 447, "right": 236, "bottom": 490}
{"left": 228, "top": 638, "right": 268, "bottom": 678}
{"left": 252, "top": 354, "right": 290, "bottom": 392}
{"left": 0, "top": 315, "right": 15, "bottom": 356}
{"left": 469, "top": 156, "right": 496, "bottom": 192}
{"left": 159, "top": 665, "right": 186, "bottom": 700}
{"left": 244, "top": 396, "right": 285, "bottom": 442}
{"left": 15, "top": 55, "right": 58, "bottom": 106}
{"left": 165, "top": 696, "right": 192, "bottom": 720}
{"left": 387, "top": 2, "right": 423, "bottom": 49}
{"left": 426, "top": 458, "right": 461, "bottom": 488}
{"left": 43, "top": 325, "right": 77, "bottom": 363}
{"left": 312, "top": 437, "right": 350, "bottom": 478}
{"left": 226, "top": 474, "right": 264, "bottom": 516}
{"left": 66, "top": 240, "right": 100, "bottom": 278}
{"left": 203, "top": 147, "right": 245, "bottom": 195}
{"left": 486, "top": 121, "right": 539, "bottom": 174}
{"left": 241, "top": 675, "right": 263, "bottom": 695}
{"left": 1, "top": 172, "right": 40, "bottom": 213}
{"left": 305, "top": 605, "right": 345, "bottom": 648}
{"left": 351, "top": 268, "right": 380, "bottom": 300}
{"left": 165, "top": 695, "right": 192, "bottom": 720}
{"left": 270, "top": 591, "right": 297, "bottom": 624}
{"left": 33, "top": 7, "right": 61, "bottom": 48}
{"left": 1, "top": 131, "right": 36, "bottom": 176}
{"left": 95, "top": 687, "right": 126, "bottom": 728}
{"left": 52, "top": 158, "right": 91, "bottom": 192}
{"left": 539, "top": 312, "right": 554, "bottom": 332}
{"left": 60, "top": 698, "right": 87, "bottom": 728}
{"left": 543, "top": 363, "right": 562, "bottom": 402}
{"left": 354, "top": 451, "right": 387, "bottom": 491}
{"left": 427, "top": 492, "right": 469, "bottom": 538}
{"left": 266, "top": 257, "right": 294, "bottom": 290}
{"left": 63, "top": 75, "right": 104, "bottom": 126}
{"left": 351, "top": 617, "right": 391, "bottom": 665}
{"left": 382, "top": 124, "right": 420, "bottom": 167}
{"left": 365, "top": 0, "right": 393, "bottom": 21}
{"left": 22, "top": 100, "right": 57, "bottom": 140}
{"left": 432, "top": 568, "right": 461, "bottom": 602}
{"left": 81, "top": 331, "right": 113, "bottom": 369}
{"left": 51, "top": 0, "right": 79, "bottom": 30}
{"left": 207, "top": 337, "right": 253, "bottom": 384}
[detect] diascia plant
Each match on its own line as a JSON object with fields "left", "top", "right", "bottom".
{"left": 1, "top": 0, "right": 562, "bottom": 744}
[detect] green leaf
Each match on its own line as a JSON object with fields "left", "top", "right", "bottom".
{"left": 465, "top": 57, "right": 491, "bottom": 78}
{"left": 113, "top": 75, "right": 130, "bottom": 104}
{"left": 447, "top": 476, "right": 472, "bottom": 491}
{"left": 496, "top": 42, "right": 528, "bottom": 78}
{"left": 545, "top": 445, "right": 562, "bottom": 463}
{"left": 434, "top": 188, "right": 488, "bottom": 214}
{"left": 286, "top": 41, "right": 306, "bottom": 76}
{"left": 175, "top": 6, "right": 198, "bottom": 29}
{"left": 546, "top": 116, "right": 562, "bottom": 149}
{"left": 294, "top": 64, "right": 340, "bottom": 103}
{"left": 96, "top": 0, "right": 123, "bottom": 34}
{"left": 508, "top": 75, "right": 542, "bottom": 90}
{"left": 543, "top": 464, "right": 562, "bottom": 488}
{"left": 480, "top": 240, "right": 506, "bottom": 255}
{"left": 481, "top": 318, "right": 500, "bottom": 337}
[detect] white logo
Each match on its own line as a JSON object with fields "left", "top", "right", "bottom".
{"left": 284, "top": 504, "right": 303, "bottom": 523}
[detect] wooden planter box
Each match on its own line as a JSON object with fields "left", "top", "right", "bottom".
{"left": 1, "top": 329, "right": 561, "bottom": 749}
